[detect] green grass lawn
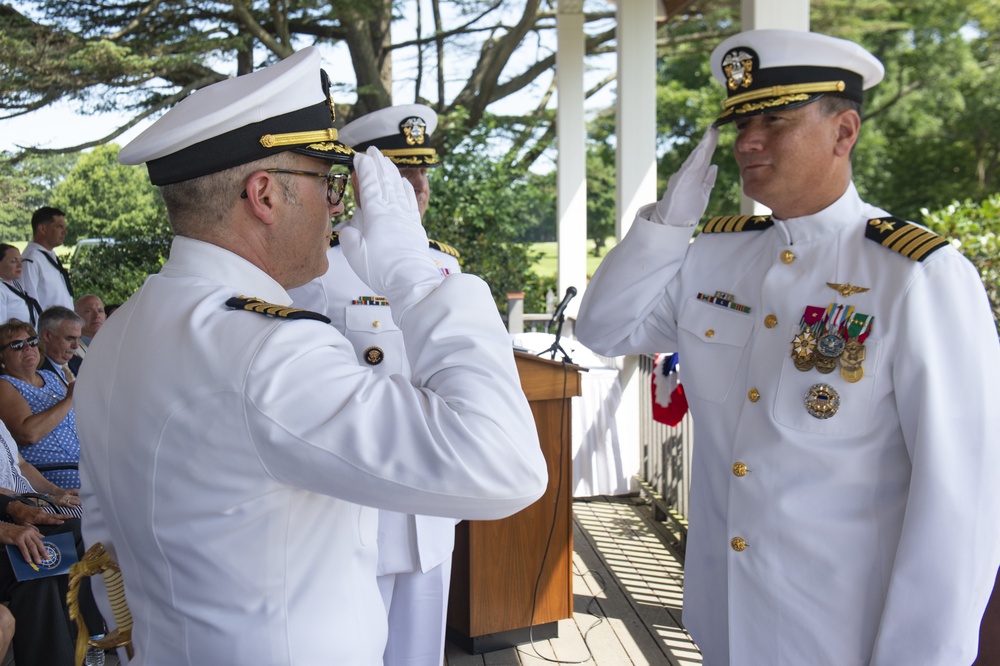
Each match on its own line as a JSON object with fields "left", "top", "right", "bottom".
{"left": 529, "top": 237, "right": 617, "bottom": 278}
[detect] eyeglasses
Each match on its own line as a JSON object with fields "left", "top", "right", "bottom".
{"left": 241, "top": 169, "right": 349, "bottom": 206}
{"left": 3, "top": 337, "right": 38, "bottom": 352}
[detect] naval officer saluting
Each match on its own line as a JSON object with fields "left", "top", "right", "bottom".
{"left": 576, "top": 30, "right": 1000, "bottom": 666}
{"left": 74, "top": 47, "right": 547, "bottom": 665}
{"left": 290, "top": 103, "right": 460, "bottom": 666}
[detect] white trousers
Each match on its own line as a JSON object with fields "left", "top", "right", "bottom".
{"left": 377, "top": 556, "right": 453, "bottom": 666}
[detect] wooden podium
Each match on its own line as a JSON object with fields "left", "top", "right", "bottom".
{"left": 447, "top": 351, "right": 583, "bottom": 653}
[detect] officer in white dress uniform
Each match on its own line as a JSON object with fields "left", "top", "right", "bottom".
{"left": 74, "top": 47, "right": 547, "bottom": 665}
{"left": 576, "top": 30, "right": 1000, "bottom": 666}
{"left": 290, "top": 104, "right": 460, "bottom": 666}
{"left": 21, "top": 207, "right": 74, "bottom": 311}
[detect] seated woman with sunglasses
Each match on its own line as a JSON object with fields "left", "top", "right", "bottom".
{"left": 0, "top": 320, "right": 82, "bottom": 490}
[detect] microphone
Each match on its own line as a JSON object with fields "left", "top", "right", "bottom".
{"left": 550, "top": 286, "right": 578, "bottom": 323}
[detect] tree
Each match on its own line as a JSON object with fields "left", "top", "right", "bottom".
{"left": 650, "top": 0, "right": 1000, "bottom": 222}
{"left": 423, "top": 109, "right": 545, "bottom": 314}
{"left": 0, "top": 150, "right": 78, "bottom": 241}
{"left": 50, "top": 143, "right": 168, "bottom": 245}
{"left": 921, "top": 195, "right": 1000, "bottom": 335}
{"left": 0, "top": 0, "right": 618, "bottom": 171}
{"left": 48, "top": 143, "right": 171, "bottom": 302}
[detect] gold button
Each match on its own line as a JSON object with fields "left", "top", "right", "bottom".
{"left": 732, "top": 462, "right": 748, "bottom": 477}
{"left": 705, "top": 329, "right": 715, "bottom": 338}
{"left": 764, "top": 314, "right": 778, "bottom": 328}
{"left": 372, "top": 320, "right": 380, "bottom": 328}
{"left": 748, "top": 388, "right": 760, "bottom": 402}
{"left": 731, "top": 537, "right": 747, "bottom": 552}
{"left": 781, "top": 250, "right": 795, "bottom": 264}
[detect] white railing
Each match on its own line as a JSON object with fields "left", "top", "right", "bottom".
{"left": 636, "top": 353, "right": 694, "bottom": 555}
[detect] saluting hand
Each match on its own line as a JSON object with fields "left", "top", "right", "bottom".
{"left": 339, "top": 147, "right": 444, "bottom": 322}
{"left": 653, "top": 126, "right": 719, "bottom": 227}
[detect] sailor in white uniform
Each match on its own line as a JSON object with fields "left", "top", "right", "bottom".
{"left": 576, "top": 30, "right": 1000, "bottom": 666}
{"left": 74, "top": 48, "right": 547, "bottom": 665}
{"left": 290, "top": 103, "right": 459, "bottom": 666}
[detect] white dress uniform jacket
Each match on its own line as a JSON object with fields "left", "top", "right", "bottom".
{"left": 1, "top": 280, "right": 32, "bottom": 324}
{"left": 20, "top": 242, "right": 73, "bottom": 311}
{"left": 576, "top": 184, "right": 1000, "bottom": 666}
{"left": 75, "top": 235, "right": 547, "bottom": 665}
{"left": 289, "top": 241, "right": 461, "bottom": 577}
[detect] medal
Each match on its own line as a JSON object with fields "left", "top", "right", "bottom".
{"left": 805, "top": 383, "right": 840, "bottom": 419}
{"left": 791, "top": 305, "right": 825, "bottom": 372}
{"left": 838, "top": 313, "right": 873, "bottom": 383}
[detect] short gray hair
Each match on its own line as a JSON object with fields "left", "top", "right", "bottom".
{"left": 159, "top": 152, "right": 304, "bottom": 236}
{"left": 38, "top": 306, "right": 83, "bottom": 334}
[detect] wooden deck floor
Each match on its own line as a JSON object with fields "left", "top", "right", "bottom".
{"left": 445, "top": 496, "right": 703, "bottom": 666}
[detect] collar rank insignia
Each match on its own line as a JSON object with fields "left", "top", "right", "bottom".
{"left": 702, "top": 214, "right": 774, "bottom": 233}
{"left": 330, "top": 230, "right": 340, "bottom": 248}
{"left": 428, "top": 239, "right": 460, "bottom": 258}
{"left": 864, "top": 216, "right": 950, "bottom": 262}
{"left": 226, "top": 296, "right": 331, "bottom": 323}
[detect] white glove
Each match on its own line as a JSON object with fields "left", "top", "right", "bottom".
{"left": 338, "top": 147, "right": 444, "bottom": 320}
{"left": 652, "top": 126, "right": 719, "bottom": 227}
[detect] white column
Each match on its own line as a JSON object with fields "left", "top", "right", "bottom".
{"left": 556, "top": 0, "right": 588, "bottom": 313}
{"left": 739, "top": 0, "right": 809, "bottom": 214}
{"left": 741, "top": 0, "right": 809, "bottom": 30}
{"left": 614, "top": 0, "right": 657, "bottom": 240}
{"left": 610, "top": 0, "right": 658, "bottom": 494}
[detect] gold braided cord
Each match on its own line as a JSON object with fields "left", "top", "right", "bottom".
{"left": 306, "top": 142, "right": 354, "bottom": 155}
{"left": 68, "top": 542, "right": 135, "bottom": 664}
{"left": 259, "top": 127, "right": 339, "bottom": 148}
{"left": 723, "top": 81, "right": 847, "bottom": 110}
{"left": 379, "top": 148, "right": 437, "bottom": 157}
{"left": 733, "top": 94, "right": 813, "bottom": 116}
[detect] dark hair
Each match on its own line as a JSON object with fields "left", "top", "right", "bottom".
{"left": 31, "top": 206, "right": 66, "bottom": 233}
{"left": 0, "top": 244, "right": 16, "bottom": 263}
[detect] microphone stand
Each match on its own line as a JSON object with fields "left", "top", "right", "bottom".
{"left": 542, "top": 311, "right": 573, "bottom": 364}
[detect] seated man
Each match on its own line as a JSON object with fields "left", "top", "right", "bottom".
{"left": 73, "top": 295, "right": 106, "bottom": 359}
{"left": 37, "top": 306, "right": 83, "bottom": 384}
{"left": 0, "top": 417, "right": 102, "bottom": 666}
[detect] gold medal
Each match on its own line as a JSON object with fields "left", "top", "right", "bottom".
{"left": 840, "top": 366, "right": 864, "bottom": 383}
{"left": 839, "top": 339, "right": 867, "bottom": 383}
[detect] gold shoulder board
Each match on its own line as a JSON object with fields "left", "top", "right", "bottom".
{"left": 702, "top": 215, "right": 774, "bottom": 233}
{"left": 428, "top": 239, "right": 461, "bottom": 258}
{"left": 225, "top": 296, "right": 331, "bottom": 324}
{"left": 864, "top": 216, "right": 950, "bottom": 262}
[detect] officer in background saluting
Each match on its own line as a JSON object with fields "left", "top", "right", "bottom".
{"left": 576, "top": 30, "right": 1000, "bottom": 665}
{"left": 290, "top": 103, "right": 459, "bottom": 666}
{"left": 74, "top": 48, "right": 547, "bottom": 665}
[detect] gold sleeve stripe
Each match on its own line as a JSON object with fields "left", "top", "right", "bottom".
{"left": 865, "top": 217, "right": 949, "bottom": 261}
{"left": 428, "top": 239, "right": 460, "bottom": 257}
{"left": 702, "top": 215, "right": 774, "bottom": 233}
{"left": 225, "top": 296, "right": 331, "bottom": 323}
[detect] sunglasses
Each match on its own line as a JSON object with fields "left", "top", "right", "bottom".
{"left": 4, "top": 336, "right": 38, "bottom": 351}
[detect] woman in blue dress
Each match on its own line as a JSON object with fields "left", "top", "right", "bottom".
{"left": 0, "top": 320, "right": 81, "bottom": 489}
